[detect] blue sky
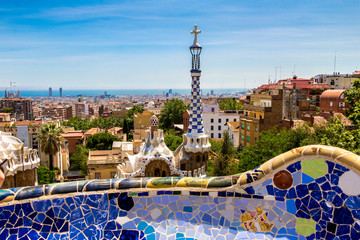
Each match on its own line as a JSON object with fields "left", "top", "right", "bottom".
{"left": 0, "top": 0, "right": 359, "bottom": 90}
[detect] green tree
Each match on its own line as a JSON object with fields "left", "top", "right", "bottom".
{"left": 37, "top": 123, "right": 64, "bottom": 170}
{"left": 212, "top": 130, "right": 236, "bottom": 176}
{"left": 126, "top": 105, "right": 145, "bottom": 118}
{"left": 219, "top": 98, "right": 243, "bottom": 111}
{"left": 63, "top": 116, "right": 91, "bottom": 130}
{"left": 37, "top": 166, "right": 59, "bottom": 184}
{"left": 159, "top": 99, "right": 187, "bottom": 129}
{"left": 345, "top": 78, "right": 360, "bottom": 127}
{"left": 236, "top": 127, "right": 304, "bottom": 173}
{"left": 69, "top": 145, "right": 89, "bottom": 175}
{"left": 209, "top": 139, "right": 222, "bottom": 154}
{"left": 85, "top": 132, "right": 120, "bottom": 150}
{"left": 3, "top": 107, "right": 13, "bottom": 114}
{"left": 164, "top": 129, "right": 183, "bottom": 151}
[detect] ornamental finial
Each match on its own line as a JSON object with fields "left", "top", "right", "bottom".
{"left": 191, "top": 24, "right": 201, "bottom": 45}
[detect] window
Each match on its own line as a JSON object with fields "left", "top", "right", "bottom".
{"left": 330, "top": 79, "right": 335, "bottom": 85}
{"left": 211, "top": 118, "right": 214, "bottom": 123}
{"left": 181, "top": 163, "right": 186, "bottom": 170}
{"left": 211, "top": 133, "right": 214, "bottom": 138}
{"left": 255, "top": 126, "right": 258, "bottom": 132}
{"left": 218, "top": 119, "right": 221, "bottom": 123}
{"left": 241, "top": 123, "right": 244, "bottom": 129}
{"left": 95, "top": 172, "right": 101, "bottom": 179}
{"left": 246, "top": 136, "right": 250, "bottom": 143}
{"left": 211, "top": 126, "right": 214, "bottom": 130}
{"left": 339, "top": 102, "right": 345, "bottom": 108}
{"left": 247, "top": 125, "right": 250, "bottom": 131}
{"left": 110, "top": 172, "right": 116, "bottom": 178}
{"left": 211, "top": 108, "right": 215, "bottom": 112}
{"left": 218, "top": 126, "right": 221, "bottom": 131}
{"left": 234, "top": 119, "right": 237, "bottom": 122}
{"left": 255, "top": 137, "right": 258, "bottom": 142}
{"left": 330, "top": 102, "right": 333, "bottom": 107}
{"left": 226, "top": 118, "right": 229, "bottom": 122}
{"left": 241, "top": 134, "right": 244, "bottom": 140}
{"left": 218, "top": 133, "right": 222, "bottom": 138}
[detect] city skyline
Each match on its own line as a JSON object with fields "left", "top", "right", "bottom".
{"left": 0, "top": 0, "right": 359, "bottom": 90}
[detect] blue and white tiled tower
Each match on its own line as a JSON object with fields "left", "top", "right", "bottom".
{"left": 181, "top": 25, "right": 210, "bottom": 177}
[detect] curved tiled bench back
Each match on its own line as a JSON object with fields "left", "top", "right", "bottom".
{"left": 1, "top": 145, "right": 360, "bottom": 239}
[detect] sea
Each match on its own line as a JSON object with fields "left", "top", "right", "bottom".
{"left": 2, "top": 89, "right": 248, "bottom": 98}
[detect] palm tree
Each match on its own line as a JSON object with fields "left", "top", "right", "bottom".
{"left": 36, "top": 123, "right": 64, "bottom": 170}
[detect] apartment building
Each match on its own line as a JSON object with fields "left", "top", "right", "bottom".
{"left": 239, "top": 90, "right": 283, "bottom": 147}
{"left": 202, "top": 104, "right": 241, "bottom": 139}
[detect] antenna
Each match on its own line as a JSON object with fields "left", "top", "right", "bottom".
{"left": 293, "top": 65, "right": 296, "bottom": 76}
{"left": 333, "top": 51, "right": 337, "bottom": 74}
{"left": 275, "top": 66, "right": 282, "bottom": 82}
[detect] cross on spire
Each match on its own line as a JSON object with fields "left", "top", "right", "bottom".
{"left": 191, "top": 24, "right": 201, "bottom": 45}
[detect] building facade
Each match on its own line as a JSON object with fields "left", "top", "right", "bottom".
{"left": 239, "top": 90, "right": 283, "bottom": 147}
{"left": 319, "top": 90, "right": 348, "bottom": 115}
{"left": 116, "top": 116, "right": 183, "bottom": 178}
{"left": 0, "top": 98, "right": 32, "bottom": 120}
{"left": 203, "top": 105, "right": 241, "bottom": 139}
{"left": 314, "top": 72, "right": 359, "bottom": 90}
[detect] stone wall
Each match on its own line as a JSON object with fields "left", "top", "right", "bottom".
{"left": 1, "top": 169, "right": 36, "bottom": 189}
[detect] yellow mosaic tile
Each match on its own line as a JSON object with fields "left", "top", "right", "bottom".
{"left": 332, "top": 147, "right": 350, "bottom": 159}
{"left": 351, "top": 158, "right": 360, "bottom": 173}
{"left": 282, "top": 149, "right": 302, "bottom": 162}
{"left": 317, "top": 146, "right": 334, "bottom": 158}
{"left": 336, "top": 153, "right": 359, "bottom": 169}
{"left": 301, "top": 145, "right": 318, "bottom": 156}
{"left": 176, "top": 177, "right": 209, "bottom": 188}
{"left": 238, "top": 173, "right": 249, "bottom": 186}
{"left": 301, "top": 158, "right": 327, "bottom": 179}
{"left": 271, "top": 155, "right": 285, "bottom": 170}
{"left": 259, "top": 161, "right": 272, "bottom": 174}
{"left": 296, "top": 218, "right": 316, "bottom": 236}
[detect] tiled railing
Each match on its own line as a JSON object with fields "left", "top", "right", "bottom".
{"left": 0, "top": 145, "right": 360, "bottom": 239}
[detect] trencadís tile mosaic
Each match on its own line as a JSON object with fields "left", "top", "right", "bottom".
{"left": 1, "top": 145, "right": 360, "bottom": 239}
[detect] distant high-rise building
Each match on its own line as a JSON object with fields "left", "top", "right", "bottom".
{"left": 0, "top": 98, "right": 32, "bottom": 120}
{"left": 59, "top": 87, "right": 63, "bottom": 97}
{"left": 169, "top": 89, "right": 172, "bottom": 94}
{"left": 49, "top": 87, "right": 52, "bottom": 97}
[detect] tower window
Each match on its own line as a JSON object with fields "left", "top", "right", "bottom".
{"left": 218, "top": 119, "right": 221, "bottom": 123}
{"left": 211, "top": 118, "right": 214, "bottom": 123}
{"left": 218, "top": 126, "right": 221, "bottom": 131}
{"left": 218, "top": 133, "right": 221, "bottom": 138}
{"left": 211, "top": 126, "right": 214, "bottom": 130}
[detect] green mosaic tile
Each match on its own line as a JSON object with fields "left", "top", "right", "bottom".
{"left": 173, "top": 191, "right": 181, "bottom": 195}
{"left": 296, "top": 218, "right": 316, "bottom": 236}
{"left": 301, "top": 158, "right": 327, "bottom": 179}
{"left": 129, "top": 192, "right": 137, "bottom": 196}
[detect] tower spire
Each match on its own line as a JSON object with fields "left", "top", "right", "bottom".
{"left": 185, "top": 25, "right": 210, "bottom": 148}
{"left": 175, "top": 24, "right": 210, "bottom": 178}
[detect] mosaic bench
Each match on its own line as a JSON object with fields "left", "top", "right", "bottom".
{"left": 1, "top": 145, "right": 360, "bottom": 239}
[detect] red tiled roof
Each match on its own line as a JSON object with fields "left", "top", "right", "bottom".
{"left": 320, "top": 90, "right": 345, "bottom": 100}
{"left": 61, "top": 132, "right": 84, "bottom": 138}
